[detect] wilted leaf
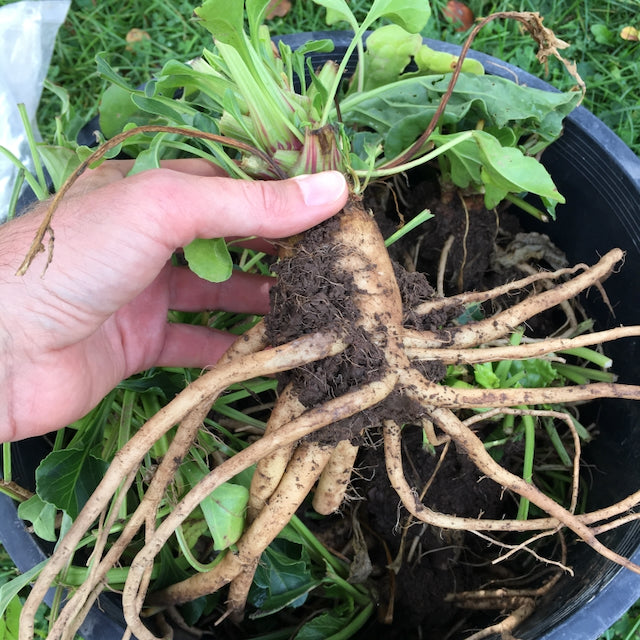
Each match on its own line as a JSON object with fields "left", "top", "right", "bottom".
{"left": 125, "top": 28, "right": 151, "bottom": 51}
{"left": 620, "top": 26, "right": 639, "bottom": 42}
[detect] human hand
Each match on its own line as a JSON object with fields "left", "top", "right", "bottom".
{"left": 0, "top": 159, "right": 348, "bottom": 441}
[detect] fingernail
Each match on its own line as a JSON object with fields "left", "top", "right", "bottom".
{"left": 293, "top": 171, "right": 347, "bottom": 206}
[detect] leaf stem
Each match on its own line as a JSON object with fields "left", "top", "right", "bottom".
{"left": 355, "top": 131, "right": 474, "bottom": 178}
{"left": 516, "top": 409, "right": 536, "bottom": 520}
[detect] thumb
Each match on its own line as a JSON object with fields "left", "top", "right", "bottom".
{"left": 130, "top": 170, "right": 349, "bottom": 246}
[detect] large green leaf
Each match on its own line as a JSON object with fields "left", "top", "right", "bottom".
{"left": 342, "top": 73, "right": 581, "bottom": 159}
{"left": 36, "top": 449, "right": 109, "bottom": 520}
{"left": 427, "top": 130, "right": 564, "bottom": 212}
{"left": 474, "top": 131, "right": 565, "bottom": 208}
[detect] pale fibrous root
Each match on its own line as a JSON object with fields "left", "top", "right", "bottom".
{"left": 19, "top": 197, "right": 640, "bottom": 640}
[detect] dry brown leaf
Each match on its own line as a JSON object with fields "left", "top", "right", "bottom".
{"left": 125, "top": 28, "right": 151, "bottom": 51}
{"left": 266, "top": 0, "right": 291, "bottom": 20}
{"left": 620, "top": 25, "right": 639, "bottom": 41}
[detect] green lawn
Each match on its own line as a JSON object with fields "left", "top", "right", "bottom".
{"left": 5, "top": 0, "right": 640, "bottom": 638}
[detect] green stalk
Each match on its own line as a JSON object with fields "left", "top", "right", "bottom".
{"left": 560, "top": 346, "right": 612, "bottom": 369}
{"left": 289, "top": 515, "right": 347, "bottom": 577}
{"left": 0, "top": 147, "right": 48, "bottom": 202}
{"left": 543, "top": 417, "right": 572, "bottom": 467}
{"left": 384, "top": 209, "right": 434, "bottom": 247}
{"left": 60, "top": 564, "right": 159, "bottom": 589}
{"left": 175, "top": 525, "right": 224, "bottom": 572}
{"left": 355, "top": 131, "right": 474, "bottom": 178}
{"left": 516, "top": 409, "right": 536, "bottom": 520}
{"left": 117, "top": 389, "right": 136, "bottom": 517}
{"left": 323, "top": 568, "right": 372, "bottom": 607}
{"left": 326, "top": 602, "right": 376, "bottom": 640}
{"left": 18, "top": 103, "right": 48, "bottom": 197}
{"left": 320, "top": 18, "right": 374, "bottom": 126}
{"left": 554, "top": 363, "right": 616, "bottom": 384}
{"left": 505, "top": 193, "right": 549, "bottom": 222}
{"left": 2, "top": 443, "right": 11, "bottom": 483}
{"left": 7, "top": 168, "right": 25, "bottom": 221}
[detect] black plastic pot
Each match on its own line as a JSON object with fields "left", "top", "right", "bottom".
{"left": 2, "top": 33, "right": 640, "bottom": 640}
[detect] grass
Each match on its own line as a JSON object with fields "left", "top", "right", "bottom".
{"left": 5, "top": 0, "right": 639, "bottom": 638}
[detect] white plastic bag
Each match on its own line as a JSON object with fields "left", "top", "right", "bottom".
{"left": 0, "top": 0, "right": 71, "bottom": 222}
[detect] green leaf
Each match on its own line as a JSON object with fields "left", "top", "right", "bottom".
{"left": 0, "top": 593, "right": 21, "bottom": 639}
{"left": 35, "top": 449, "right": 109, "bottom": 520}
{"left": 252, "top": 542, "right": 315, "bottom": 610}
{"left": 509, "top": 359, "right": 560, "bottom": 388}
{"left": 474, "top": 362, "right": 500, "bottom": 389}
{"left": 183, "top": 237, "right": 233, "bottom": 283}
{"left": 359, "top": 25, "right": 423, "bottom": 92}
{"left": 0, "top": 562, "right": 45, "bottom": 621}
{"left": 317, "top": 0, "right": 430, "bottom": 34}
{"left": 250, "top": 578, "right": 322, "bottom": 618}
{"left": 99, "top": 84, "right": 150, "bottom": 138}
{"left": 37, "top": 145, "right": 82, "bottom": 192}
{"left": 342, "top": 73, "right": 581, "bottom": 161}
{"left": 246, "top": 0, "right": 271, "bottom": 41}
{"left": 591, "top": 24, "right": 616, "bottom": 46}
{"left": 130, "top": 94, "right": 196, "bottom": 125}
{"left": 205, "top": 482, "right": 248, "bottom": 550}
{"left": 294, "top": 610, "right": 351, "bottom": 639}
{"left": 415, "top": 44, "right": 484, "bottom": 75}
{"left": 181, "top": 462, "right": 248, "bottom": 550}
{"left": 314, "top": 0, "right": 358, "bottom": 29}
{"left": 195, "top": 0, "right": 247, "bottom": 58}
{"left": 17, "top": 494, "right": 58, "bottom": 542}
{"left": 367, "top": 0, "right": 431, "bottom": 34}
{"left": 474, "top": 132, "right": 565, "bottom": 209}
{"left": 95, "top": 54, "right": 135, "bottom": 91}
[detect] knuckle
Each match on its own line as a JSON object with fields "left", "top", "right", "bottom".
{"left": 244, "top": 180, "right": 287, "bottom": 219}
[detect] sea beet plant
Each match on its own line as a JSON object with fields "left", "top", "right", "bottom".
{"left": 13, "top": 1, "right": 640, "bottom": 639}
